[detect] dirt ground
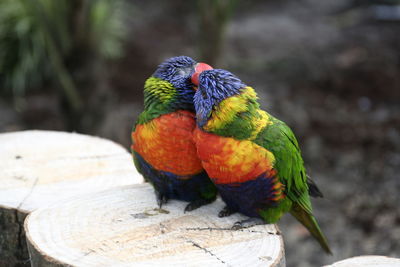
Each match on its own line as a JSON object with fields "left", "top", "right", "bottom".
{"left": 1, "top": 0, "right": 399, "bottom": 266}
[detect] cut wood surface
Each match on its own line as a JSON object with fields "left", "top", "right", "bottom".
{"left": 0, "top": 130, "right": 143, "bottom": 266}
{"left": 25, "top": 183, "right": 285, "bottom": 267}
{"left": 326, "top": 255, "right": 400, "bottom": 267}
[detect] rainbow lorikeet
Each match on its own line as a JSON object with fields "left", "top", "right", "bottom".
{"left": 131, "top": 56, "right": 217, "bottom": 211}
{"left": 191, "top": 67, "right": 331, "bottom": 253}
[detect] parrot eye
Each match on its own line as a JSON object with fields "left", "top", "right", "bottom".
{"left": 177, "top": 67, "right": 192, "bottom": 77}
{"left": 201, "top": 90, "right": 208, "bottom": 99}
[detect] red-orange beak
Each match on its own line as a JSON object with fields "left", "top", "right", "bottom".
{"left": 191, "top": 63, "right": 213, "bottom": 89}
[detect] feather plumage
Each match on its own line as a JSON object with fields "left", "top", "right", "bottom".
{"left": 193, "top": 68, "right": 331, "bottom": 253}
{"left": 131, "top": 56, "right": 217, "bottom": 211}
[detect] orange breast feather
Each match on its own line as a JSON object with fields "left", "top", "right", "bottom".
{"left": 193, "top": 127, "right": 276, "bottom": 184}
{"left": 132, "top": 110, "right": 203, "bottom": 176}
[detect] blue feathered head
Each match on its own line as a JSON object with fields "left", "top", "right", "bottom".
{"left": 153, "top": 56, "right": 196, "bottom": 89}
{"left": 193, "top": 69, "right": 246, "bottom": 127}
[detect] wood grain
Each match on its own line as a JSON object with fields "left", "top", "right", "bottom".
{"left": 25, "top": 183, "right": 285, "bottom": 267}
{"left": 0, "top": 130, "right": 143, "bottom": 266}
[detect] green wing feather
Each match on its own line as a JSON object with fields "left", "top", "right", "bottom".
{"left": 254, "top": 116, "right": 311, "bottom": 213}
{"left": 254, "top": 115, "right": 331, "bottom": 253}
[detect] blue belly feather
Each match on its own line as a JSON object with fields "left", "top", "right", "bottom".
{"left": 216, "top": 173, "right": 278, "bottom": 218}
{"left": 134, "top": 152, "right": 213, "bottom": 202}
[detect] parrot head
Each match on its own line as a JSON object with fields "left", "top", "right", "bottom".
{"left": 146, "top": 56, "right": 199, "bottom": 111}
{"left": 153, "top": 56, "right": 196, "bottom": 89}
{"left": 192, "top": 68, "right": 246, "bottom": 127}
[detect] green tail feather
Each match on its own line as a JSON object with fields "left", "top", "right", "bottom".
{"left": 290, "top": 202, "right": 332, "bottom": 254}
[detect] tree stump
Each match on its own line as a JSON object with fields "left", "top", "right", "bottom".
{"left": 25, "top": 183, "right": 285, "bottom": 267}
{"left": 326, "top": 255, "right": 400, "bottom": 267}
{"left": 0, "top": 130, "right": 143, "bottom": 266}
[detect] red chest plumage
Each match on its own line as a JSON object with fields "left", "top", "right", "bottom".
{"left": 132, "top": 110, "right": 203, "bottom": 176}
{"left": 193, "top": 127, "right": 276, "bottom": 184}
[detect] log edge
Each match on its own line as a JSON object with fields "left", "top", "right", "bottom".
{"left": 24, "top": 184, "right": 286, "bottom": 267}
{"left": 25, "top": 213, "right": 68, "bottom": 267}
{"left": 273, "top": 227, "right": 286, "bottom": 267}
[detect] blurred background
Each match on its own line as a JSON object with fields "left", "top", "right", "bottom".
{"left": 0, "top": 0, "right": 399, "bottom": 266}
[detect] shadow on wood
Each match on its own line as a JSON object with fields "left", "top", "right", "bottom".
{"left": 25, "top": 183, "right": 285, "bottom": 267}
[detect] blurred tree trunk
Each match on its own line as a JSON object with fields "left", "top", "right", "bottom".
{"left": 63, "top": 0, "right": 114, "bottom": 132}
{"left": 197, "top": 0, "right": 237, "bottom": 66}
{"left": 63, "top": 0, "right": 92, "bottom": 131}
{"left": 70, "top": 0, "right": 87, "bottom": 47}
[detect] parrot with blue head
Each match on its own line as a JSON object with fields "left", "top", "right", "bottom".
{"left": 191, "top": 67, "right": 331, "bottom": 253}
{"left": 131, "top": 56, "right": 216, "bottom": 211}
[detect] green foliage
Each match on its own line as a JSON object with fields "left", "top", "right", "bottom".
{"left": 0, "top": 0, "right": 51, "bottom": 103}
{"left": 89, "top": 0, "right": 127, "bottom": 59}
{"left": 0, "top": 0, "right": 128, "bottom": 109}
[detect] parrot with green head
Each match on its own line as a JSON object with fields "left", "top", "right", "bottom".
{"left": 131, "top": 56, "right": 217, "bottom": 211}
{"left": 191, "top": 67, "right": 331, "bottom": 253}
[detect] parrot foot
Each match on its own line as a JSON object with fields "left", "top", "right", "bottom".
{"left": 231, "top": 218, "right": 265, "bottom": 230}
{"left": 184, "top": 198, "right": 215, "bottom": 213}
{"left": 155, "top": 192, "right": 168, "bottom": 208}
{"left": 218, "top": 206, "right": 237, "bottom": 218}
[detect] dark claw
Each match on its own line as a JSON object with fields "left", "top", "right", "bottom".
{"left": 184, "top": 198, "right": 215, "bottom": 213}
{"left": 231, "top": 218, "right": 265, "bottom": 230}
{"left": 231, "top": 221, "right": 244, "bottom": 230}
{"left": 156, "top": 192, "right": 168, "bottom": 208}
{"left": 218, "top": 206, "right": 236, "bottom": 217}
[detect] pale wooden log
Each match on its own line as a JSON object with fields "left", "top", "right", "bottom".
{"left": 326, "top": 255, "right": 400, "bottom": 267}
{"left": 0, "top": 130, "right": 143, "bottom": 266}
{"left": 25, "top": 183, "right": 285, "bottom": 267}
